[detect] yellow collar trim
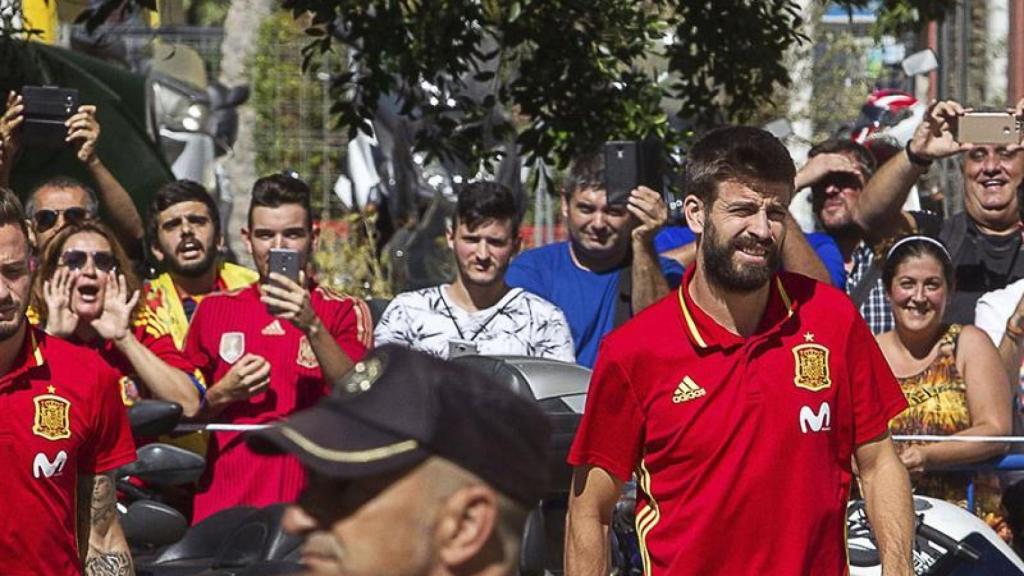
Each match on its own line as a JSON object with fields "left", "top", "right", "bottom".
{"left": 677, "top": 286, "right": 708, "bottom": 349}
{"left": 776, "top": 277, "right": 794, "bottom": 319}
{"left": 29, "top": 329, "right": 43, "bottom": 367}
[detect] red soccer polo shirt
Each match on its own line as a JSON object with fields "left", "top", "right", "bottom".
{"left": 184, "top": 283, "right": 372, "bottom": 523}
{"left": 569, "top": 268, "right": 907, "bottom": 576}
{"left": 0, "top": 326, "right": 136, "bottom": 576}
{"left": 97, "top": 315, "right": 204, "bottom": 405}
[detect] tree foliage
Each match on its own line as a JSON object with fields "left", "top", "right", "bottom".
{"left": 276, "top": 0, "right": 812, "bottom": 171}
{"left": 77, "top": 0, "right": 955, "bottom": 171}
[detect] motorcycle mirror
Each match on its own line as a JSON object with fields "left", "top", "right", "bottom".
{"left": 902, "top": 49, "right": 939, "bottom": 77}
{"left": 119, "top": 443, "right": 206, "bottom": 486}
{"left": 225, "top": 85, "right": 250, "bottom": 107}
{"left": 121, "top": 500, "right": 188, "bottom": 547}
{"left": 128, "top": 400, "right": 183, "bottom": 437}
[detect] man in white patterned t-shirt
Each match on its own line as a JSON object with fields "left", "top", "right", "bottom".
{"left": 375, "top": 181, "right": 575, "bottom": 362}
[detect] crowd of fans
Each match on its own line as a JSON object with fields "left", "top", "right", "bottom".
{"left": 4, "top": 84, "right": 1024, "bottom": 573}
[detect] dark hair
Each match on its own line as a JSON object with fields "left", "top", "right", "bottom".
{"left": 684, "top": 126, "right": 796, "bottom": 204}
{"left": 562, "top": 152, "right": 604, "bottom": 197}
{"left": 807, "top": 139, "right": 876, "bottom": 179}
{"left": 453, "top": 181, "right": 520, "bottom": 233}
{"left": 26, "top": 176, "right": 99, "bottom": 218}
{"left": 0, "top": 187, "right": 31, "bottom": 243}
{"left": 248, "top": 173, "right": 313, "bottom": 230}
{"left": 882, "top": 235, "right": 954, "bottom": 290}
{"left": 32, "top": 220, "right": 141, "bottom": 326}
{"left": 147, "top": 180, "right": 221, "bottom": 249}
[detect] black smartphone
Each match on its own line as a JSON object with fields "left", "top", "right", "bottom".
{"left": 268, "top": 248, "right": 300, "bottom": 284}
{"left": 21, "top": 86, "right": 79, "bottom": 149}
{"left": 604, "top": 139, "right": 663, "bottom": 205}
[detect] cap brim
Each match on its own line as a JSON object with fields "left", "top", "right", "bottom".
{"left": 246, "top": 402, "right": 430, "bottom": 479}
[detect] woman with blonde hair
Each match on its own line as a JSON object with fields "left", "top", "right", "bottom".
{"left": 34, "top": 220, "right": 202, "bottom": 415}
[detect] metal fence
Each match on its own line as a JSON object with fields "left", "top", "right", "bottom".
{"left": 84, "top": 24, "right": 347, "bottom": 215}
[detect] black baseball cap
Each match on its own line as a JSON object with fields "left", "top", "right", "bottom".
{"left": 247, "top": 344, "right": 553, "bottom": 506}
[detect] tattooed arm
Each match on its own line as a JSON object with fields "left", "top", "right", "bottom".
{"left": 77, "top": 472, "right": 134, "bottom": 575}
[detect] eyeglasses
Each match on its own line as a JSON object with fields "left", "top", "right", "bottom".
{"left": 59, "top": 250, "right": 116, "bottom": 273}
{"left": 33, "top": 207, "right": 90, "bottom": 232}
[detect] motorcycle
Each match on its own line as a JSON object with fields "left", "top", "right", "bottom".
{"left": 848, "top": 495, "right": 1024, "bottom": 576}
{"left": 122, "top": 355, "right": 589, "bottom": 576}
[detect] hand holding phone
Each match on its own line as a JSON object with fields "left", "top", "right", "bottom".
{"left": 21, "top": 86, "right": 79, "bottom": 149}
{"left": 261, "top": 248, "right": 319, "bottom": 331}
{"left": 604, "top": 139, "right": 663, "bottom": 205}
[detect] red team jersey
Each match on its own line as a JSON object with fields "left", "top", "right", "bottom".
{"left": 98, "top": 314, "right": 204, "bottom": 405}
{"left": 569, "top": 269, "right": 907, "bottom": 576}
{"left": 0, "top": 327, "right": 136, "bottom": 575}
{"left": 184, "top": 284, "right": 372, "bottom": 523}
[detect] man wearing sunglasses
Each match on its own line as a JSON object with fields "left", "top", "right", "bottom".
{"left": 1, "top": 92, "right": 144, "bottom": 257}
{"left": 0, "top": 188, "right": 137, "bottom": 575}
{"left": 183, "top": 173, "right": 372, "bottom": 523}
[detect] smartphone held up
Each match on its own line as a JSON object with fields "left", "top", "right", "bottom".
{"left": 957, "top": 112, "right": 1022, "bottom": 146}
{"left": 268, "top": 248, "right": 301, "bottom": 285}
{"left": 603, "top": 138, "right": 663, "bottom": 205}
{"left": 20, "top": 86, "right": 79, "bottom": 149}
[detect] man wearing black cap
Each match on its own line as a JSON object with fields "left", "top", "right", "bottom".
{"left": 249, "top": 344, "right": 552, "bottom": 576}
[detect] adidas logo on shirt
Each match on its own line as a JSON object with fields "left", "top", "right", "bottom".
{"left": 261, "top": 320, "right": 286, "bottom": 336}
{"left": 672, "top": 376, "right": 706, "bottom": 404}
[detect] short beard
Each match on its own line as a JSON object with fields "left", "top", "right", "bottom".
{"left": 160, "top": 245, "right": 217, "bottom": 279}
{"left": 0, "top": 302, "right": 27, "bottom": 341}
{"left": 701, "top": 218, "right": 780, "bottom": 292}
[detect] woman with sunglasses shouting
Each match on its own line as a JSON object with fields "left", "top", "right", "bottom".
{"left": 32, "top": 221, "right": 203, "bottom": 416}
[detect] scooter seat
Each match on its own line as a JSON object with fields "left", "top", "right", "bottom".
{"left": 211, "top": 504, "right": 302, "bottom": 568}
{"left": 151, "top": 506, "right": 257, "bottom": 565}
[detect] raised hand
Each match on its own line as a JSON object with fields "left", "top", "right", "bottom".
{"left": 259, "top": 271, "right": 319, "bottom": 333}
{"left": 65, "top": 105, "right": 100, "bottom": 165}
{"left": 794, "top": 153, "right": 864, "bottom": 190}
{"left": 43, "top": 267, "right": 79, "bottom": 338}
{"left": 908, "top": 100, "right": 972, "bottom": 162}
{"left": 0, "top": 91, "right": 24, "bottom": 173}
{"left": 90, "top": 273, "right": 139, "bottom": 342}
{"left": 628, "top": 185, "right": 668, "bottom": 243}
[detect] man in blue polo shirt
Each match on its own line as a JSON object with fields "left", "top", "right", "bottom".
{"left": 506, "top": 152, "right": 682, "bottom": 367}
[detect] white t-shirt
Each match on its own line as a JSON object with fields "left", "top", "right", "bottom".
{"left": 374, "top": 285, "right": 576, "bottom": 362}
{"left": 975, "top": 278, "right": 1024, "bottom": 344}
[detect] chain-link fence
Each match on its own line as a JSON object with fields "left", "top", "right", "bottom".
{"left": 94, "top": 22, "right": 347, "bottom": 217}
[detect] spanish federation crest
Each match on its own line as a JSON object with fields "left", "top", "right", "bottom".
{"left": 219, "top": 332, "right": 245, "bottom": 364}
{"left": 792, "top": 342, "right": 832, "bottom": 392}
{"left": 33, "top": 393, "right": 71, "bottom": 441}
{"left": 296, "top": 336, "right": 319, "bottom": 369}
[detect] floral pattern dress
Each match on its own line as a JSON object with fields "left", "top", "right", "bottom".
{"left": 888, "top": 324, "right": 1006, "bottom": 530}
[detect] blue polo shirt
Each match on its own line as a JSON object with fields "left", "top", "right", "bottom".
{"left": 654, "top": 226, "right": 847, "bottom": 289}
{"left": 506, "top": 242, "right": 683, "bottom": 367}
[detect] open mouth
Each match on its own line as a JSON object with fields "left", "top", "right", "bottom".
{"left": 177, "top": 239, "right": 204, "bottom": 260}
{"left": 77, "top": 284, "right": 100, "bottom": 304}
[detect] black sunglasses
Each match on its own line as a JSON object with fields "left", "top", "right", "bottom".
{"left": 33, "top": 207, "right": 90, "bottom": 232}
{"left": 60, "top": 250, "right": 116, "bottom": 273}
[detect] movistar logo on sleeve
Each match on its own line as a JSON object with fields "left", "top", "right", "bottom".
{"left": 672, "top": 376, "right": 706, "bottom": 404}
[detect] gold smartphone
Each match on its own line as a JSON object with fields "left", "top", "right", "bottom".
{"left": 958, "top": 113, "right": 1020, "bottom": 145}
